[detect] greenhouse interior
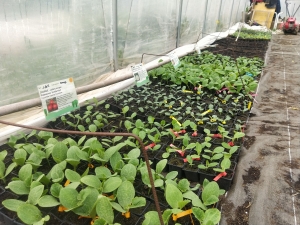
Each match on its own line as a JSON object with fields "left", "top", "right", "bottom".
{"left": 0, "top": 0, "right": 300, "bottom": 224}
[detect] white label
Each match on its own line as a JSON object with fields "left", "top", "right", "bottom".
{"left": 37, "top": 78, "right": 79, "bottom": 120}
{"left": 167, "top": 52, "right": 181, "bottom": 69}
{"left": 131, "top": 64, "right": 149, "bottom": 87}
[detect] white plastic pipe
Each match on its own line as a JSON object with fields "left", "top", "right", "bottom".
{"left": 273, "top": 12, "right": 283, "bottom": 30}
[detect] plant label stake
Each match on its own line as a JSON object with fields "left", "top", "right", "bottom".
{"left": 167, "top": 52, "right": 181, "bottom": 69}
{"left": 248, "top": 101, "right": 252, "bottom": 110}
{"left": 170, "top": 116, "right": 182, "bottom": 126}
{"left": 37, "top": 77, "right": 79, "bottom": 121}
{"left": 172, "top": 209, "right": 193, "bottom": 221}
{"left": 213, "top": 172, "right": 227, "bottom": 181}
{"left": 131, "top": 64, "right": 150, "bottom": 87}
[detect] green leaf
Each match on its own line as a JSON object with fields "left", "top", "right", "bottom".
{"left": 177, "top": 179, "right": 190, "bottom": 192}
{"left": 51, "top": 165, "right": 64, "bottom": 183}
{"left": 2, "top": 199, "right": 26, "bottom": 212}
{"left": 103, "top": 177, "right": 122, "bottom": 193}
{"left": 17, "top": 203, "right": 43, "bottom": 224}
{"left": 7, "top": 180, "right": 30, "bottom": 195}
{"left": 81, "top": 175, "right": 101, "bottom": 189}
{"left": 165, "top": 171, "right": 178, "bottom": 180}
{"left": 95, "top": 166, "right": 112, "bottom": 179}
{"left": 203, "top": 208, "right": 221, "bottom": 224}
{"left": 89, "top": 124, "right": 97, "bottom": 132}
{"left": 0, "top": 161, "right": 5, "bottom": 178}
{"left": 104, "top": 143, "right": 126, "bottom": 162}
{"left": 156, "top": 159, "right": 167, "bottom": 174}
{"left": 52, "top": 142, "right": 68, "bottom": 163}
{"left": 0, "top": 150, "right": 7, "bottom": 161}
{"left": 120, "top": 164, "right": 136, "bottom": 181}
{"left": 110, "top": 201, "right": 126, "bottom": 213}
{"left": 65, "top": 169, "right": 81, "bottom": 183}
{"left": 96, "top": 197, "right": 114, "bottom": 224}
{"left": 59, "top": 188, "right": 79, "bottom": 210}
{"left": 50, "top": 183, "right": 62, "bottom": 198}
{"left": 38, "top": 195, "right": 60, "bottom": 207}
{"left": 117, "top": 181, "right": 135, "bottom": 210}
{"left": 28, "top": 185, "right": 44, "bottom": 205}
{"left": 143, "top": 211, "right": 160, "bottom": 225}
{"left": 5, "top": 162, "right": 17, "bottom": 177}
{"left": 192, "top": 207, "right": 205, "bottom": 222}
{"left": 165, "top": 183, "right": 183, "bottom": 209}
{"left": 183, "top": 191, "right": 206, "bottom": 210}
{"left": 126, "top": 148, "right": 140, "bottom": 159}
{"left": 131, "top": 196, "right": 146, "bottom": 208}
{"left": 202, "top": 181, "right": 221, "bottom": 206}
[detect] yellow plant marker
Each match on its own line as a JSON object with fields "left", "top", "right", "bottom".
{"left": 88, "top": 163, "right": 95, "bottom": 168}
{"left": 201, "top": 109, "right": 212, "bottom": 116}
{"left": 222, "top": 100, "right": 226, "bottom": 104}
{"left": 64, "top": 179, "right": 70, "bottom": 187}
{"left": 58, "top": 205, "right": 68, "bottom": 212}
{"left": 172, "top": 209, "right": 193, "bottom": 221}
{"left": 234, "top": 98, "right": 238, "bottom": 103}
{"left": 198, "top": 120, "right": 204, "bottom": 125}
{"left": 170, "top": 116, "right": 182, "bottom": 126}
{"left": 182, "top": 90, "right": 194, "bottom": 93}
{"left": 248, "top": 102, "right": 252, "bottom": 110}
{"left": 122, "top": 211, "right": 131, "bottom": 218}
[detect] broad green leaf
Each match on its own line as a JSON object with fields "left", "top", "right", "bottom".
{"left": 120, "top": 164, "right": 136, "bottom": 181}
{"left": 96, "top": 197, "right": 114, "bottom": 224}
{"left": 95, "top": 166, "right": 112, "bottom": 179}
{"left": 73, "top": 187, "right": 98, "bottom": 216}
{"left": 38, "top": 195, "right": 60, "bottom": 207}
{"left": 17, "top": 204, "right": 43, "bottom": 224}
{"left": 117, "top": 181, "right": 135, "bottom": 210}
{"left": 165, "top": 183, "right": 183, "bottom": 209}
{"left": 51, "top": 165, "right": 64, "bottom": 183}
{"left": 0, "top": 161, "right": 5, "bottom": 178}
{"left": 7, "top": 180, "right": 30, "bottom": 195}
{"left": 28, "top": 185, "right": 44, "bottom": 205}
{"left": 165, "top": 171, "right": 178, "bottom": 180}
{"left": 202, "top": 181, "right": 220, "bottom": 206}
{"left": 177, "top": 179, "right": 190, "bottom": 192}
{"left": 156, "top": 159, "right": 167, "bottom": 174}
{"left": 103, "top": 177, "right": 122, "bottom": 193}
{"left": 2, "top": 199, "right": 26, "bottom": 212}
{"left": 59, "top": 188, "right": 79, "bottom": 209}
{"left": 143, "top": 211, "right": 160, "bottom": 225}
{"left": 192, "top": 207, "right": 205, "bottom": 222}
{"left": 81, "top": 175, "right": 101, "bottom": 189}
{"left": 183, "top": 191, "right": 206, "bottom": 210}
{"left": 50, "top": 183, "right": 62, "bottom": 198}
{"left": 0, "top": 150, "right": 7, "bottom": 161}
{"left": 65, "top": 169, "right": 81, "bottom": 183}
{"left": 18, "top": 164, "right": 33, "bottom": 181}
{"left": 126, "top": 148, "right": 140, "bottom": 159}
{"left": 5, "top": 162, "right": 17, "bottom": 177}
{"left": 110, "top": 201, "right": 126, "bottom": 213}
{"left": 104, "top": 143, "right": 126, "bottom": 162}
{"left": 131, "top": 196, "right": 146, "bottom": 208}
{"left": 203, "top": 208, "right": 221, "bottom": 224}
{"left": 52, "top": 142, "right": 68, "bottom": 163}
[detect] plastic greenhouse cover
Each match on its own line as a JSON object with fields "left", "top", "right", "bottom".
{"left": 0, "top": 0, "right": 113, "bottom": 107}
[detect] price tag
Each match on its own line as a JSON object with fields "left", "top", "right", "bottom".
{"left": 37, "top": 77, "right": 79, "bottom": 120}
{"left": 167, "top": 52, "right": 180, "bottom": 69}
{"left": 131, "top": 63, "right": 149, "bottom": 87}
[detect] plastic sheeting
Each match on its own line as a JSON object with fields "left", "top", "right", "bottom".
{"left": 0, "top": 0, "right": 112, "bottom": 107}
{"left": 1, "top": 0, "right": 251, "bottom": 107}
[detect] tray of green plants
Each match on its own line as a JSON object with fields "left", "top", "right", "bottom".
{"left": 231, "top": 28, "right": 272, "bottom": 40}
{"left": 0, "top": 51, "right": 264, "bottom": 225}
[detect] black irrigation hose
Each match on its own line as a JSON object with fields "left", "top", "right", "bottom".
{"left": 0, "top": 120, "right": 165, "bottom": 225}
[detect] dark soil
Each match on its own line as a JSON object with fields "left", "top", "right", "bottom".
{"left": 225, "top": 200, "right": 251, "bottom": 225}
{"left": 242, "top": 136, "right": 256, "bottom": 149}
{"left": 242, "top": 166, "right": 261, "bottom": 184}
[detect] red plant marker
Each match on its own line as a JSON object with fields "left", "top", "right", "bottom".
{"left": 228, "top": 141, "right": 234, "bottom": 147}
{"left": 170, "top": 129, "right": 180, "bottom": 137}
{"left": 169, "top": 144, "right": 178, "bottom": 149}
{"left": 176, "top": 150, "right": 185, "bottom": 157}
{"left": 178, "top": 130, "right": 186, "bottom": 134}
{"left": 183, "top": 157, "right": 200, "bottom": 163}
{"left": 145, "top": 142, "right": 156, "bottom": 150}
{"left": 192, "top": 131, "right": 198, "bottom": 137}
{"left": 213, "top": 172, "right": 227, "bottom": 181}
{"left": 212, "top": 134, "right": 222, "bottom": 138}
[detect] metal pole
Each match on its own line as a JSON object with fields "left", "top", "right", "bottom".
{"left": 176, "top": 0, "right": 183, "bottom": 47}
{"left": 202, "top": 0, "right": 209, "bottom": 37}
{"left": 112, "top": 0, "right": 118, "bottom": 71}
{"left": 228, "top": 0, "right": 235, "bottom": 27}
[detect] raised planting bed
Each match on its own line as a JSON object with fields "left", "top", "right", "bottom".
{"left": 206, "top": 28, "right": 271, "bottom": 60}
{"left": 0, "top": 51, "right": 264, "bottom": 225}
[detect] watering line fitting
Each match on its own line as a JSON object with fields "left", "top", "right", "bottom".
{"left": 0, "top": 119, "right": 165, "bottom": 225}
